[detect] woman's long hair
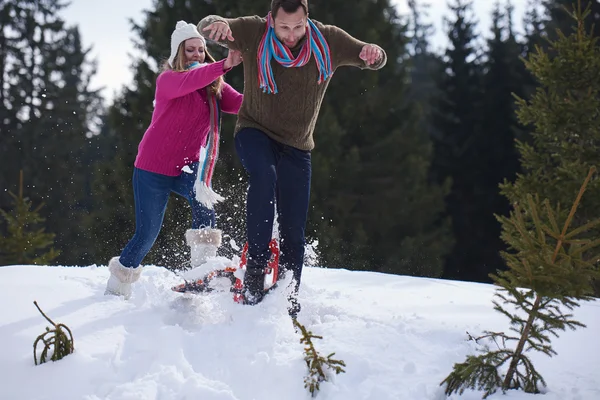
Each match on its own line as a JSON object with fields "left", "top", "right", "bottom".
{"left": 161, "top": 41, "right": 224, "bottom": 98}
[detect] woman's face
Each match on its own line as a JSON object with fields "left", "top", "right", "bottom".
{"left": 184, "top": 38, "right": 205, "bottom": 64}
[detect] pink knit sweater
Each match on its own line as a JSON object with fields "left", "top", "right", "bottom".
{"left": 134, "top": 59, "right": 243, "bottom": 176}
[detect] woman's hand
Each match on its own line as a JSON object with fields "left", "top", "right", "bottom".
{"left": 223, "top": 49, "right": 243, "bottom": 70}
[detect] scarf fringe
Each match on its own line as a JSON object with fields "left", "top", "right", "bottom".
{"left": 194, "top": 86, "right": 223, "bottom": 209}
{"left": 194, "top": 181, "right": 225, "bottom": 208}
{"left": 257, "top": 12, "right": 332, "bottom": 94}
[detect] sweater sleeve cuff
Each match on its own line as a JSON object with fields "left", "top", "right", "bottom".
{"left": 214, "top": 58, "right": 231, "bottom": 74}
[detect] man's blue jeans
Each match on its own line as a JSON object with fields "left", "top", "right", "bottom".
{"left": 234, "top": 128, "right": 312, "bottom": 289}
{"left": 119, "top": 162, "right": 215, "bottom": 268}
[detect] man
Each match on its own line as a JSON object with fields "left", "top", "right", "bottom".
{"left": 197, "top": 0, "right": 386, "bottom": 315}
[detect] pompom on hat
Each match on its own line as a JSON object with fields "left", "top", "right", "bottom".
{"left": 168, "top": 21, "right": 206, "bottom": 67}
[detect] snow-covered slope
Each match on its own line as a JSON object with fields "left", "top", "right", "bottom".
{"left": 0, "top": 264, "right": 598, "bottom": 400}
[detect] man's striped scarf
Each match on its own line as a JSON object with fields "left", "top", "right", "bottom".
{"left": 257, "top": 12, "right": 332, "bottom": 94}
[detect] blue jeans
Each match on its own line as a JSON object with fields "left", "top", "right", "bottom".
{"left": 234, "top": 128, "right": 312, "bottom": 289}
{"left": 119, "top": 162, "right": 215, "bottom": 268}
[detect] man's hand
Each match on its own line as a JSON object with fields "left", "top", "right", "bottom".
{"left": 223, "top": 49, "right": 243, "bottom": 70}
{"left": 203, "top": 21, "right": 235, "bottom": 41}
{"left": 359, "top": 44, "right": 383, "bottom": 66}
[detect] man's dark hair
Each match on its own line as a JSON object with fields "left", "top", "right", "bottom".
{"left": 271, "top": 0, "right": 308, "bottom": 18}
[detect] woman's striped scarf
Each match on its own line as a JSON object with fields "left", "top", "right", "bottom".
{"left": 257, "top": 12, "right": 332, "bottom": 94}
{"left": 186, "top": 61, "right": 224, "bottom": 209}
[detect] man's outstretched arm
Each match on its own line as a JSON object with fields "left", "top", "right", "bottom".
{"left": 323, "top": 24, "right": 387, "bottom": 70}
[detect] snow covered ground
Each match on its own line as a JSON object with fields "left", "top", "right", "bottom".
{"left": 0, "top": 263, "right": 598, "bottom": 400}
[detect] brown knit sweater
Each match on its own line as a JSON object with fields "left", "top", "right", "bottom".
{"left": 197, "top": 15, "right": 387, "bottom": 151}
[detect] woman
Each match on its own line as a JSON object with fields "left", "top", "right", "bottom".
{"left": 104, "top": 21, "right": 243, "bottom": 299}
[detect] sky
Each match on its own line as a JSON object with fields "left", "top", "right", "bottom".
{"left": 60, "top": 0, "right": 529, "bottom": 102}
{"left": 1, "top": 262, "right": 598, "bottom": 399}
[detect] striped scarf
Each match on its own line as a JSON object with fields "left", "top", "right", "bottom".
{"left": 257, "top": 12, "right": 332, "bottom": 94}
{"left": 186, "top": 61, "right": 225, "bottom": 209}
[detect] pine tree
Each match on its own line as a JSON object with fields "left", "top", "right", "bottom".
{"left": 473, "top": 1, "right": 528, "bottom": 280}
{"left": 544, "top": 0, "right": 600, "bottom": 40}
{"left": 0, "top": 0, "right": 103, "bottom": 265}
{"left": 501, "top": 0, "right": 600, "bottom": 243}
{"left": 293, "top": 319, "right": 346, "bottom": 397}
{"left": 33, "top": 300, "right": 74, "bottom": 364}
{"left": 432, "top": 0, "right": 487, "bottom": 281}
{"left": 407, "top": 0, "right": 442, "bottom": 108}
{"left": 522, "top": 0, "right": 547, "bottom": 55}
{"left": 517, "top": 0, "right": 546, "bottom": 144}
{"left": 0, "top": 172, "right": 60, "bottom": 265}
{"left": 441, "top": 168, "right": 600, "bottom": 398}
{"left": 441, "top": 3, "right": 600, "bottom": 396}
{"left": 504, "top": 0, "right": 600, "bottom": 293}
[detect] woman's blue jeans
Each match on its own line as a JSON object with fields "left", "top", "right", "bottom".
{"left": 119, "top": 162, "right": 215, "bottom": 268}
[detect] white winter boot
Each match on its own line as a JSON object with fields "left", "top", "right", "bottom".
{"left": 104, "top": 257, "right": 142, "bottom": 300}
{"left": 186, "top": 228, "right": 222, "bottom": 268}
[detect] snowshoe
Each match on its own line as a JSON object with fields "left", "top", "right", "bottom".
{"left": 171, "top": 266, "right": 238, "bottom": 294}
{"left": 171, "top": 239, "right": 280, "bottom": 305}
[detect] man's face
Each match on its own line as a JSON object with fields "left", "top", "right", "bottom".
{"left": 272, "top": 8, "right": 307, "bottom": 49}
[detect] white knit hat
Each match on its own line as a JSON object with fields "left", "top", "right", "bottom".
{"left": 168, "top": 21, "right": 206, "bottom": 67}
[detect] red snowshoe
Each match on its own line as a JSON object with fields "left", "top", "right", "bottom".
{"left": 171, "top": 239, "right": 280, "bottom": 304}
